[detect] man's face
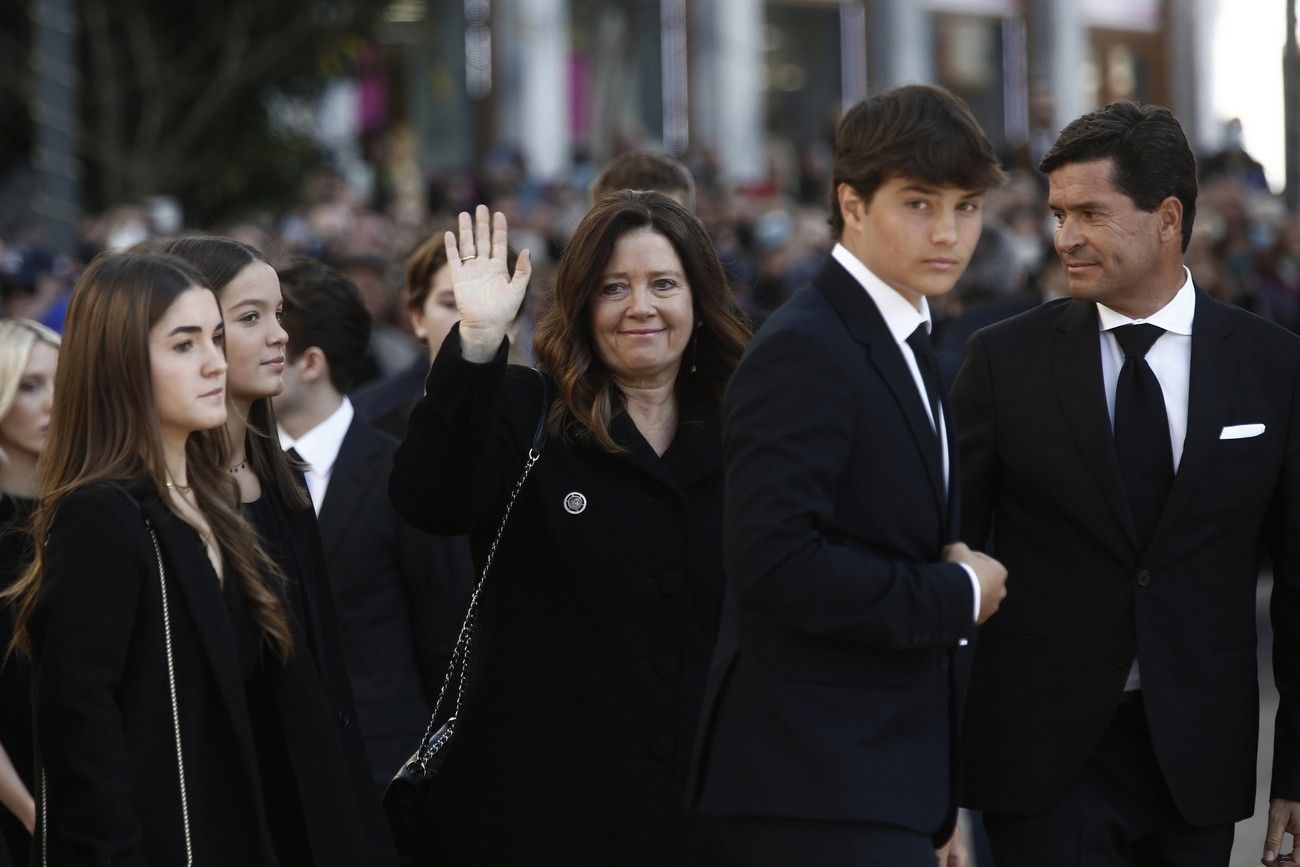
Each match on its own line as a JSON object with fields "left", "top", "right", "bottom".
{"left": 1048, "top": 158, "right": 1166, "bottom": 308}
{"left": 839, "top": 176, "right": 984, "bottom": 309}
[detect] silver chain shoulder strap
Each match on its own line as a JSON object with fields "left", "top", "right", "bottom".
{"left": 40, "top": 517, "right": 194, "bottom": 866}
{"left": 405, "top": 371, "right": 550, "bottom": 775}
{"left": 145, "top": 518, "right": 194, "bottom": 867}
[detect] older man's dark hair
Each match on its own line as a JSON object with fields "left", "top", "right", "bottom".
{"left": 829, "top": 84, "right": 1005, "bottom": 236}
{"left": 1039, "top": 101, "right": 1197, "bottom": 251}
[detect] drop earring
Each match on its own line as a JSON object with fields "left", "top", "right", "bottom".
{"left": 690, "top": 320, "right": 703, "bottom": 374}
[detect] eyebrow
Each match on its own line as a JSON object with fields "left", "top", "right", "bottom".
{"left": 1049, "top": 200, "right": 1108, "bottom": 212}
{"left": 898, "top": 184, "right": 984, "bottom": 198}
{"left": 228, "top": 297, "right": 269, "bottom": 310}
{"left": 600, "top": 270, "right": 685, "bottom": 280}
{"left": 167, "top": 320, "right": 224, "bottom": 338}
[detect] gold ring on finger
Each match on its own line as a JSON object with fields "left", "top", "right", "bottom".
{"left": 460, "top": 254, "right": 476, "bottom": 262}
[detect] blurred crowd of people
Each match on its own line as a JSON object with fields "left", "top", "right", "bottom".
{"left": 3, "top": 130, "right": 1295, "bottom": 393}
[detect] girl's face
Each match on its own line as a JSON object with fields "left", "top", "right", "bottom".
{"left": 0, "top": 340, "right": 58, "bottom": 462}
{"left": 218, "top": 261, "right": 287, "bottom": 403}
{"left": 149, "top": 287, "right": 228, "bottom": 439}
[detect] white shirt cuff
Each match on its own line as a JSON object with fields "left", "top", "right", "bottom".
{"left": 957, "top": 562, "right": 980, "bottom": 623}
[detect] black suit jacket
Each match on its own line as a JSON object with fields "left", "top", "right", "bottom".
{"left": 318, "top": 414, "right": 473, "bottom": 787}
{"left": 952, "top": 290, "right": 1300, "bottom": 824}
{"left": 689, "top": 257, "right": 976, "bottom": 843}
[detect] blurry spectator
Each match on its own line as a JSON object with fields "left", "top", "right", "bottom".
{"left": 1252, "top": 217, "right": 1300, "bottom": 331}
{"left": 1201, "top": 118, "right": 1271, "bottom": 194}
{"left": 589, "top": 149, "right": 696, "bottom": 209}
{"left": 332, "top": 253, "right": 422, "bottom": 389}
{"left": 935, "top": 221, "right": 1037, "bottom": 387}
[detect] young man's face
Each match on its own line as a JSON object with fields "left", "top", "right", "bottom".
{"left": 839, "top": 176, "right": 984, "bottom": 308}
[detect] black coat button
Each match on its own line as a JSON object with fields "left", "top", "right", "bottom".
{"left": 1114, "top": 656, "right": 1129, "bottom": 669}
{"left": 653, "top": 654, "right": 679, "bottom": 678}
{"left": 337, "top": 710, "right": 351, "bottom": 727}
{"left": 1136, "top": 570, "right": 1151, "bottom": 586}
{"left": 648, "top": 736, "right": 675, "bottom": 761}
{"left": 658, "top": 570, "right": 684, "bottom": 597}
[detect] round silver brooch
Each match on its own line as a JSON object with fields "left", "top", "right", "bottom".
{"left": 563, "top": 492, "right": 587, "bottom": 515}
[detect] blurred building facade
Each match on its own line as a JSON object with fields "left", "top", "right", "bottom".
{"left": 372, "top": 0, "right": 1217, "bottom": 192}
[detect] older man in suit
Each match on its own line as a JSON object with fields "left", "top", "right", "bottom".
{"left": 953, "top": 101, "right": 1300, "bottom": 865}
{"left": 689, "top": 85, "right": 1009, "bottom": 866}
{"left": 273, "top": 259, "right": 473, "bottom": 788}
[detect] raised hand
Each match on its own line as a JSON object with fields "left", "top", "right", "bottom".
{"left": 444, "top": 204, "right": 533, "bottom": 363}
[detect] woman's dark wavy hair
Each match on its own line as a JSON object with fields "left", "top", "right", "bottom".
{"left": 158, "top": 235, "right": 308, "bottom": 511}
{"left": 533, "top": 191, "right": 751, "bottom": 452}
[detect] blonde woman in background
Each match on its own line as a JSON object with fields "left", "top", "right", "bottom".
{"left": 0, "top": 319, "right": 58, "bottom": 867}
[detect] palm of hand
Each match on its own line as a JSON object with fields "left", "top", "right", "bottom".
{"left": 445, "top": 205, "right": 531, "bottom": 332}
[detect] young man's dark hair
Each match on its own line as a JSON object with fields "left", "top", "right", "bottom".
{"left": 590, "top": 149, "right": 696, "bottom": 209}
{"left": 1039, "top": 101, "right": 1197, "bottom": 251}
{"left": 829, "top": 83, "right": 1006, "bottom": 235}
{"left": 278, "top": 258, "right": 372, "bottom": 393}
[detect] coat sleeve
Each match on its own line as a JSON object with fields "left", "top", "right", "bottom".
{"left": 28, "top": 487, "right": 149, "bottom": 866}
{"left": 722, "top": 323, "right": 974, "bottom": 651}
{"left": 389, "top": 324, "right": 539, "bottom": 537}
{"left": 1270, "top": 366, "right": 1300, "bottom": 801}
{"left": 951, "top": 329, "right": 999, "bottom": 551}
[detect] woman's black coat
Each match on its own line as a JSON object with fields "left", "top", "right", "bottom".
{"left": 29, "top": 484, "right": 279, "bottom": 865}
{"left": 27, "top": 482, "right": 395, "bottom": 866}
{"left": 389, "top": 328, "right": 730, "bottom": 865}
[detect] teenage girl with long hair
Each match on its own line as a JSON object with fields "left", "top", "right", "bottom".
{"left": 160, "top": 235, "right": 395, "bottom": 865}
{"left": 6, "top": 251, "right": 293, "bottom": 863}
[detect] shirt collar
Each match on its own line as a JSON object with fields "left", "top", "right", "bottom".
{"left": 1096, "top": 267, "right": 1196, "bottom": 335}
{"left": 832, "top": 243, "right": 931, "bottom": 344}
{"left": 278, "top": 397, "right": 354, "bottom": 477}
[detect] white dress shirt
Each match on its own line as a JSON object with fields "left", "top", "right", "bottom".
{"left": 278, "top": 397, "right": 354, "bottom": 515}
{"left": 1095, "top": 267, "right": 1196, "bottom": 690}
{"left": 832, "top": 244, "right": 981, "bottom": 624}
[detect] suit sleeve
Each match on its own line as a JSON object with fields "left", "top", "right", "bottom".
{"left": 1270, "top": 368, "right": 1300, "bottom": 801}
{"left": 389, "top": 324, "right": 534, "bottom": 536}
{"left": 722, "top": 324, "right": 974, "bottom": 650}
{"left": 951, "top": 330, "right": 998, "bottom": 551}
{"left": 28, "top": 489, "right": 148, "bottom": 865}
{"left": 395, "top": 521, "right": 473, "bottom": 700}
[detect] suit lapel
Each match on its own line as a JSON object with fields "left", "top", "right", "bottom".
{"left": 316, "top": 419, "right": 379, "bottom": 563}
{"left": 1049, "top": 300, "right": 1139, "bottom": 550}
{"left": 816, "top": 259, "right": 946, "bottom": 514}
{"left": 1147, "top": 290, "right": 1235, "bottom": 553}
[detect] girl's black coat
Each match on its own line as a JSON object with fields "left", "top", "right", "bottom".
{"left": 389, "top": 329, "right": 730, "bottom": 865}
{"left": 27, "top": 483, "right": 390, "bottom": 866}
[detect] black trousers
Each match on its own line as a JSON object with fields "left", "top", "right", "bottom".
{"left": 983, "top": 692, "right": 1234, "bottom": 867}
{"left": 715, "top": 816, "right": 935, "bottom": 867}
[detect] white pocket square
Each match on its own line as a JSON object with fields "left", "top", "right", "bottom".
{"left": 1220, "top": 423, "right": 1265, "bottom": 440}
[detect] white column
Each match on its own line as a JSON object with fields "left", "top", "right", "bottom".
{"left": 1166, "top": 0, "right": 1216, "bottom": 151}
{"left": 689, "top": 0, "right": 764, "bottom": 184}
{"left": 870, "top": 0, "right": 933, "bottom": 90}
{"left": 1027, "top": 0, "right": 1088, "bottom": 135}
{"left": 496, "top": 0, "right": 571, "bottom": 180}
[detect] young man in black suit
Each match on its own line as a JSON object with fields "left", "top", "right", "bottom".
{"left": 273, "top": 260, "right": 473, "bottom": 788}
{"left": 689, "top": 84, "right": 1008, "bottom": 866}
{"left": 952, "top": 102, "right": 1300, "bottom": 865}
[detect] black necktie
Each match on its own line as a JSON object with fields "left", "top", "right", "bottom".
{"left": 1111, "top": 324, "right": 1174, "bottom": 549}
{"left": 906, "top": 324, "right": 943, "bottom": 437}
